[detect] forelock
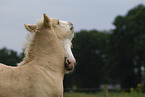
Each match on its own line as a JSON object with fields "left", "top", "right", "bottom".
{"left": 36, "top": 18, "right": 43, "bottom": 28}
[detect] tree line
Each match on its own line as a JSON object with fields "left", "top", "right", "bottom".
{"left": 64, "top": 4, "right": 145, "bottom": 90}
{"left": 0, "top": 4, "right": 145, "bottom": 90}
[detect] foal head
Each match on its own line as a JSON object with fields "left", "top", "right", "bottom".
{"left": 24, "top": 13, "right": 76, "bottom": 73}
{"left": 51, "top": 18, "right": 76, "bottom": 73}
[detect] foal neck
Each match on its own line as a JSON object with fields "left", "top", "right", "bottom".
{"left": 21, "top": 28, "right": 65, "bottom": 74}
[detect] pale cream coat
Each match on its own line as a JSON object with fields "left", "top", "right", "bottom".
{"left": 0, "top": 14, "right": 68, "bottom": 97}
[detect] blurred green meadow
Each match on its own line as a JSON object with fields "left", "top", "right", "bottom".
{"left": 64, "top": 91, "right": 145, "bottom": 97}
{"left": 64, "top": 84, "right": 145, "bottom": 97}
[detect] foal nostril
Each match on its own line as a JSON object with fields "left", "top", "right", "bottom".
{"left": 67, "top": 59, "right": 71, "bottom": 64}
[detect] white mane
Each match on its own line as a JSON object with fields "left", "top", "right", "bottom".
{"left": 36, "top": 18, "right": 43, "bottom": 28}
{"left": 20, "top": 19, "right": 44, "bottom": 65}
{"left": 24, "top": 19, "right": 43, "bottom": 48}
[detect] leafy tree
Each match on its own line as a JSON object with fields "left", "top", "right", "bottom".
{"left": 0, "top": 48, "right": 23, "bottom": 66}
{"left": 108, "top": 4, "right": 145, "bottom": 89}
{"left": 64, "top": 30, "right": 110, "bottom": 89}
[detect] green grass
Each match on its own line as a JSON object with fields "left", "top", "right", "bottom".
{"left": 64, "top": 84, "right": 145, "bottom": 97}
{"left": 64, "top": 91, "right": 145, "bottom": 97}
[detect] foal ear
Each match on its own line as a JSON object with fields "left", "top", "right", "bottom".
{"left": 43, "top": 13, "right": 51, "bottom": 28}
{"left": 24, "top": 24, "right": 36, "bottom": 32}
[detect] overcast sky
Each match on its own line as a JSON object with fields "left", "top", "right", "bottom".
{"left": 0, "top": 0, "right": 145, "bottom": 53}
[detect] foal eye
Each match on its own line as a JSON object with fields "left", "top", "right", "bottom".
{"left": 57, "top": 20, "right": 60, "bottom": 25}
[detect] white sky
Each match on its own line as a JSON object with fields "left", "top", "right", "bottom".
{"left": 0, "top": 0, "right": 145, "bottom": 53}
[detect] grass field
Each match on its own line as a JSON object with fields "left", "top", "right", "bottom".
{"left": 64, "top": 84, "right": 145, "bottom": 97}
{"left": 64, "top": 91, "right": 145, "bottom": 97}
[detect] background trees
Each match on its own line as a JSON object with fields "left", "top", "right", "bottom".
{"left": 0, "top": 48, "right": 23, "bottom": 66}
{"left": 107, "top": 4, "right": 145, "bottom": 89}
{"left": 64, "top": 4, "right": 145, "bottom": 90}
{"left": 0, "top": 4, "right": 145, "bottom": 91}
{"left": 64, "top": 30, "right": 110, "bottom": 89}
